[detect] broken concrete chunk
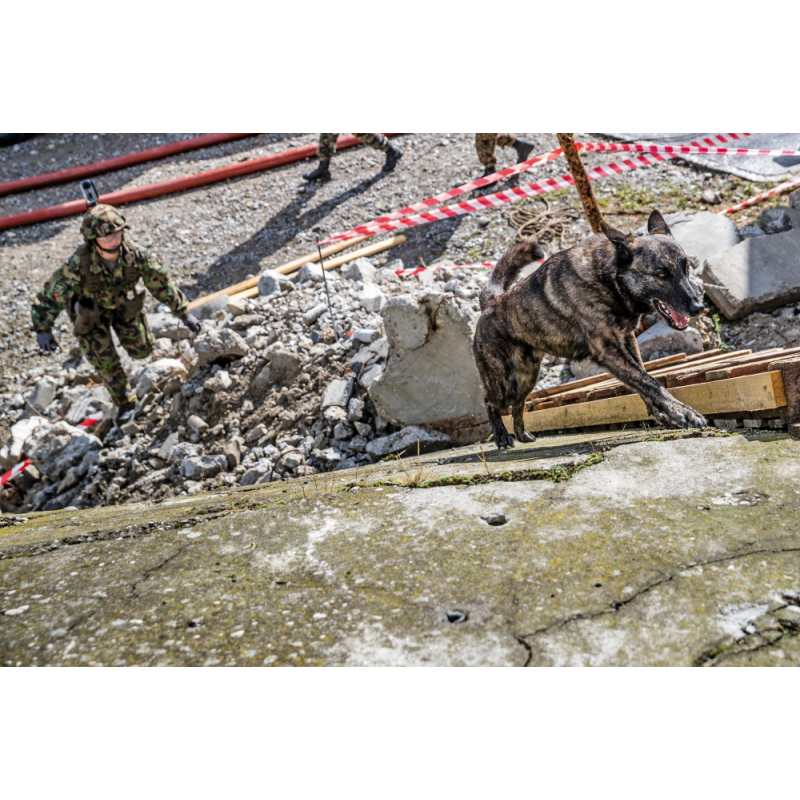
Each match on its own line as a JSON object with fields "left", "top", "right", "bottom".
{"left": 365, "top": 425, "right": 451, "bottom": 458}
{"left": 245, "top": 424, "right": 267, "bottom": 443}
{"left": 321, "top": 377, "right": 354, "bottom": 409}
{"left": 302, "top": 303, "right": 328, "bottom": 326}
{"left": 258, "top": 269, "right": 286, "bottom": 296}
{"left": 26, "top": 421, "right": 102, "bottom": 481}
{"left": 660, "top": 210, "right": 741, "bottom": 266}
{"left": 324, "top": 406, "right": 347, "bottom": 423}
{"left": 347, "top": 397, "right": 365, "bottom": 422}
{"left": 226, "top": 297, "right": 248, "bottom": 316}
{"left": 240, "top": 459, "right": 274, "bottom": 485}
{"left": 180, "top": 454, "right": 228, "bottom": 480}
{"left": 223, "top": 436, "right": 244, "bottom": 469}
{"left": 193, "top": 294, "right": 230, "bottom": 321}
{"left": 355, "top": 283, "right": 387, "bottom": 313}
{"left": 759, "top": 206, "right": 792, "bottom": 234}
{"left": 370, "top": 294, "right": 487, "bottom": 442}
{"left": 29, "top": 376, "right": 58, "bottom": 412}
{"left": 136, "top": 358, "right": 187, "bottom": 399}
{"left": 702, "top": 227, "right": 800, "bottom": 319}
{"left": 187, "top": 415, "right": 209, "bottom": 434}
{"left": 344, "top": 257, "right": 376, "bottom": 283}
{"left": 158, "top": 432, "right": 180, "bottom": 460}
{"left": 740, "top": 227, "right": 765, "bottom": 240}
{"left": 252, "top": 350, "right": 302, "bottom": 392}
{"left": 359, "top": 363, "right": 384, "bottom": 389}
{"left": 636, "top": 320, "right": 703, "bottom": 360}
{"left": 789, "top": 190, "right": 800, "bottom": 211}
{"left": 169, "top": 441, "right": 201, "bottom": 465}
{"left": 193, "top": 328, "right": 249, "bottom": 368}
{"left": 296, "top": 262, "right": 324, "bottom": 283}
{"left": 146, "top": 312, "right": 192, "bottom": 341}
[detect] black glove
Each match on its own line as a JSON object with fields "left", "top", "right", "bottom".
{"left": 37, "top": 332, "right": 57, "bottom": 353}
{"left": 183, "top": 314, "right": 201, "bottom": 334}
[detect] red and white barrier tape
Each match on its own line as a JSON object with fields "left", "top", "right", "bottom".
{"left": 321, "top": 133, "right": 752, "bottom": 245}
{"left": 322, "top": 152, "right": 672, "bottom": 244}
{"left": 577, "top": 138, "right": 799, "bottom": 160}
{"left": 0, "top": 411, "right": 104, "bottom": 487}
{"left": 322, "top": 146, "right": 566, "bottom": 243}
{"left": 319, "top": 133, "right": 751, "bottom": 245}
{"left": 78, "top": 411, "right": 103, "bottom": 428}
{"left": 721, "top": 173, "right": 800, "bottom": 215}
{"left": 0, "top": 458, "right": 33, "bottom": 487}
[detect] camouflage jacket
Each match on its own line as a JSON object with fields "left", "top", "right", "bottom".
{"left": 31, "top": 238, "right": 189, "bottom": 333}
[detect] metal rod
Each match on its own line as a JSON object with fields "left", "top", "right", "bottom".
{"left": 317, "top": 242, "right": 338, "bottom": 341}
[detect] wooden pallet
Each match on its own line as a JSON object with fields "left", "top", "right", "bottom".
{"left": 502, "top": 348, "right": 800, "bottom": 439}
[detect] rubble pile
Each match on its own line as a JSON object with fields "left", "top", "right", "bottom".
{"left": 1, "top": 258, "right": 533, "bottom": 513}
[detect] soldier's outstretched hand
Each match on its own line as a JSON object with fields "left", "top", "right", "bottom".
{"left": 36, "top": 332, "right": 58, "bottom": 353}
{"left": 183, "top": 314, "right": 201, "bottom": 334}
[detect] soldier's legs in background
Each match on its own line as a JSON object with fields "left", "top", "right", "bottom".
{"left": 354, "top": 133, "right": 390, "bottom": 153}
{"left": 475, "top": 133, "right": 498, "bottom": 170}
{"left": 114, "top": 313, "right": 155, "bottom": 360}
{"left": 78, "top": 325, "right": 136, "bottom": 410}
{"left": 318, "top": 134, "right": 339, "bottom": 161}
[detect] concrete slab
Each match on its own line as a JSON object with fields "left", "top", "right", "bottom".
{"left": 604, "top": 133, "right": 800, "bottom": 183}
{"left": 2, "top": 429, "right": 799, "bottom": 667}
{"left": 702, "top": 227, "right": 800, "bottom": 319}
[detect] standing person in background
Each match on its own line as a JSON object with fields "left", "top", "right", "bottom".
{"left": 475, "top": 133, "right": 536, "bottom": 178}
{"left": 303, "top": 134, "right": 403, "bottom": 182}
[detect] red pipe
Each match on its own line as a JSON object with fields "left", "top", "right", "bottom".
{"left": 0, "top": 133, "right": 255, "bottom": 198}
{"left": 0, "top": 135, "right": 398, "bottom": 232}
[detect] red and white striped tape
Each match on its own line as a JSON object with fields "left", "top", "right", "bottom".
{"left": 0, "top": 458, "right": 33, "bottom": 487}
{"left": 347, "top": 146, "right": 567, "bottom": 234}
{"left": 576, "top": 137, "right": 800, "bottom": 159}
{"left": 721, "top": 173, "right": 800, "bottom": 215}
{"left": 321, "top": 133, "right": 752, "bottom": 246}
{"left": 78, "top": 411, "right": 103, "bottom": 428}
{"left": 322, "top": 152, "right": 673, "bottom": 244}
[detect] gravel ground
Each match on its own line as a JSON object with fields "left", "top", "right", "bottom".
{"left": 1, "top": 132, "right": 797, "bottom": 512}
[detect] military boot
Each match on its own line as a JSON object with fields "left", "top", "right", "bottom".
{"left": 115, "top": 406, "right": 136, "bottom": 428}
{"left": 382, "top": 145, "right": 403, "bottom": 172}
{"left": 303, "top": 160, "right": 332, "bottom": 182}
{"left": 513, "top": 138, "right": 535, "bottom": 163}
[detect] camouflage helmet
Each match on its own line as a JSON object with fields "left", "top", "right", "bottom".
{"left": 80, "top": 204, "right": 128, "bottom": 240}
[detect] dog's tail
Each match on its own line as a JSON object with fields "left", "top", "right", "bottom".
{"left": 479, "top": 240, "right": 545, "bottom": 311}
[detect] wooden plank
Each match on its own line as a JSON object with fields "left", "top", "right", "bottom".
{"left": 669, "top": 348, "right": 789, "bottom": 386}
{"left": 186, "top": 236, "right": 368, "bottom": 311}
{"left": 547, "top": 350, "right": 751, "bottom": 405}
{"left": 527, "top": 353, "right": 690, "bottom": 400}
{"left": 505, "top": 370, "right": 788, "bottom": 433}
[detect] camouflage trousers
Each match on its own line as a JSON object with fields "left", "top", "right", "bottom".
{"left": 77, "top": 312, "right": 155, "bottom": 410}
{"left": 318, "top": 133, "right": 390, "bottom": 161}
{"left": 475, "top": 133, "right": 516, "bottom": 168}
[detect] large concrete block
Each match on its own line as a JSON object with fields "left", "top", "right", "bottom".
{"left": 702, "top": 227, "right": 800, "bottom": 319}
{"left": 636, "top": 320, "right": 703, "bottom": 360}
{"left": 369, "top": 291, "right": 488, "bottom": 443}
{"left": 662, "top": 211, "right": 740, "bottom": 266}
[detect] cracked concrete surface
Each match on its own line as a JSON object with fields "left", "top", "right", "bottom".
{"left": 1, "top": 429, "right": 799, "bottom": 666}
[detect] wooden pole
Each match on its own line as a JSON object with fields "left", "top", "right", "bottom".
{"left": 556, "top": 133, "right": 604, "bottom": 233}
{"left": 186, "top": 235, "right": 368, "bottom": 311}
{"left": 228, "top": 235, "right": 407, "bottom": 302}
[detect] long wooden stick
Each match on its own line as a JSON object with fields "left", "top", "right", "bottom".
{"left": 228, "top": 235, "right": 407, "bottom": 302}
{"left": 556, "top": 133, "right": 604, "bottom": 233}
{"left": 186, "top": 235, "right": 368, "bottom": 311}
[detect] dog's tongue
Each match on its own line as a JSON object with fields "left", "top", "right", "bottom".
{"left": 669, "top": 307, "right": 688, "bottom": 328}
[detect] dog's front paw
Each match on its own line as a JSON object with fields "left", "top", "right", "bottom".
{"left": 651, "top": 398, "right": 707, "bottom": 430}
{"left": 495, "top": 430, "right": 516, "bottom": 449}
{"left": 516, "top": 431, "right": 536, "bottom": 443}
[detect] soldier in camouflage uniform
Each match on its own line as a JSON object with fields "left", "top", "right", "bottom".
{"left": 475, "top": 133, "right": 536, "bottom": 177}
{"left": 31, "top": 204, "right": 201, "bottom": 425}
{"left": 303, "top": 133, "right": 403, "bottom": 182}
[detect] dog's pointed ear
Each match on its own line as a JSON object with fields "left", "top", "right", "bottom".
{"left": 647, "top": 209, "right": 672, "bottom": 237}
{"left": 600, "top": 220, "right": 634, "bottom": 263}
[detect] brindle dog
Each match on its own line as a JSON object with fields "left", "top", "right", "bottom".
{"left": 473, "top": 210, "right": 707, "bottom": 449}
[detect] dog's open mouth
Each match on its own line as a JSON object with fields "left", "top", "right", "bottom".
{"left": 654, "top": 299, "right": 689, "bottom": 330}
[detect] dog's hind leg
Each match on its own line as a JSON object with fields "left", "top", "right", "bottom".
{"left": 511, "top": 348, "right": 542, "bottom": 443}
